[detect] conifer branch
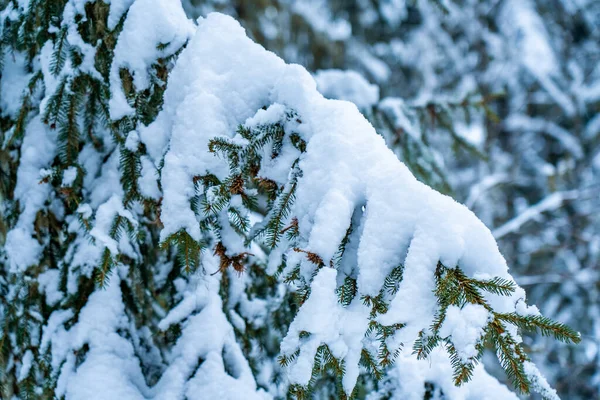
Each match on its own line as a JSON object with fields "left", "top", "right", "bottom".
{"left": 161, "top": 229, "right": 203, "bottom": 274}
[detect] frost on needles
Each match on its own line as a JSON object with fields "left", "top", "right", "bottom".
{"left": 0, "top": 2, "right": 579, "bottom": 400}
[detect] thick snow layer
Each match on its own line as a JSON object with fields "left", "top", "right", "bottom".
{"left": 10, "top": 9, "right": 556, "bottom": 399}
{"left": 50, "top": 271, "right": 150, "bottom": 400}
{"left": 109, "top": 0, "right": 194, "bottom": 120}
{"left": 139, "top": 12, "right": 285, "bottom": 242}
{"left": 133, "top": 12, "right": 538, "bottom": 396}
{"left": 315, "top": 69, "right": 379, "bottom": 110}
{"left": 107, "top": 0, "right": 135, "bottom": 29}
{"left": 280, "top": 268, "right": 370, "bottom": 393}
{"left": 154, "top": 254, "right": 269, "bottom": 400}
{"left": 5, "top": 117, "right": 56, "bottom": 272}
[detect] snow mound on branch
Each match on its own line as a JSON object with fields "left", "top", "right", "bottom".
{"left": 154, "top": 253, "right": 269, "bottom": 400}
{"left": 315, "top": 69, "right": 379, "bottom": 110}
{"left": 5, "top": 117, "right": 56, "bottom": 272}
{"left": 145, "top": 11, "right": 519, "bottom": 300}
{"left": 369, "top": 347, "right": 519, "bottom": 400}
{"left": 140, "top": 12, "right": 285, "bottom": 244}
{"left": 109, "top": 0, "right": 194, "bottom": 120}
{"left": 135, "top": 12, "right": 534, "bottom": 395}
{"left": 280, "top": 267, "right": 370, "bottom": 392}
{"left": 439, "top": 304, "right": 489, "bottom": 362}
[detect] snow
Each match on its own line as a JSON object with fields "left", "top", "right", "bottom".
{"left": 243, "top": 102, "right": 286, "bottom": 127}
{"left": 465, "top": 174, "right": 509, "bottom": 209}
{"left": 515, "top": 298, "right": 540, "bottom": 317}
{"left": 62, "top": 166, "right": 78, "bottom": 186}
{"left": 379, "top": 0, "right": 407, "bottom": 27}
{"left": 456, "top": 120, "right": 486, "bottom": 148}
{"left": 585, "top": 113, "right": 600, "bottom": 139}
{"left": 368, "top": 347, "right": 518, "bottom": 400}
{"left": 77, "top": 203, "right": 93, "bottom": 219}
{"left": 505, "top": 115, "right": 583, "bottom": 159}
{"left": 132, "top": 12, "right": 542, "bottom": 396}
{"left": 38, "top": 269, "right": 63, "bottom": 306}
{"left": 154, "top": 254, "right": 268, "bottom": 400}
{"left": 523, "top": 361, "right": 559, "bottom": 400}
{"left": 378, "top": 97, "right": 421, "bottom": 140}
{"left": 500, "top": 0, "right": 576, "bottom": 116}
{"left": 5, "top": 116, "right": 56, "bottom": 272}
{"left": 439, "top": 304, "right": 489, "bottom": 362}
{"left": 109, "top": 0, "right": 195, "bottom": 120}
{"left": 18, "top": 350, "right": 34, "bottom": 382}
{"left": 501, "top": 0, "right": 557, "bottom": 79}
{"left": 292, "top": 0, "right": 351, "bottom": 41}
{"left": 88, "top": 150, "right": 122, "bottom": 209}
{"left": 62, "top": 1, "right": 103, "bottom": 80}
{"left": 107, "top": 0, "right": 135, "bottom": 30}
{"left": 139, "top": 12, "right": 285, "bottom": 243}
{"left": 138, "top": 156, "right": 161, "bottom": 199}
{"left": 53, "top": 271, "right": 151, "bottom": 400}
{"left": 0, "top": 51, "right": 30, "bottom": 118}
{"left": 89, "top": 194, "right": 138, "bottom": 255}
{"left": 124, "top": 130, "right": 140, "bottom": 151}
{"left": 315, "top": 69, "right": 379, "bottom": 110}
{"left": 357, "top": 49, "right": 391, "bottom": 83}
{"left": 280, "top": 267, "right": 370, "bottom": 393}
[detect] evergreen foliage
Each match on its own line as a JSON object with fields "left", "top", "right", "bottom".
{"left": 0, "top": 1, "right": 588, "bottom": 400}
{"left": 181, "top": 2, "right": 600, "bottom": 397}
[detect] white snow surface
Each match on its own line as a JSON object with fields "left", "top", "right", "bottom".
{"left": 315, "top": 69, "right": 380, "bottom": 110}
{"left": 439, "top": 304, "right": 489, "bottom": 362}
{"left": 107, "top": 0, "right": 135, "bottom": 29}
{"left": 368, "top": 347, "right": 519, "bottom": 400}
{"left": 5, "top": 117, "right": 56, "bottom": 272}
{"left": 155, "top": 254, "right": 269, "bottom": 400}
{"left": 139, "top": 12, "right": 286, "bottom": 243}
{"left": 109, "top": 0, "right": 194, "bottom": 120}
{"left": 132, "top": 12, "right": 536, "bottom": 396}
{"left": 0, "top": 51, "right": 30, "bottom": 118}
{"left": 45, "top": 260, "right": 269, "bottom": 400}
{"left": 62, "top": 166, "right": 78, "bottom": 187}
{"left": 280, "top": 268, "right": 370, "bottom": 394}
{"left": 51, "top": 270, "right": 150, "bottom": 400}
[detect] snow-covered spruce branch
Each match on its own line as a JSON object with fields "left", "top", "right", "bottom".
{"left": 0, "top": 1, "right": 579, "bottom": 399}
{"left": 145, "top": 13, "right": 577, "bottom": 399}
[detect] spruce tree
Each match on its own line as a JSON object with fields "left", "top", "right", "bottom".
{"left": 0, "top": 1, "right": 580, "bottom": 399}
{"left": 186, "top": 2, "right": 599, "bottom": 396}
